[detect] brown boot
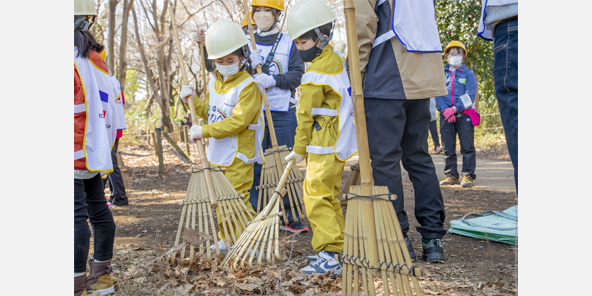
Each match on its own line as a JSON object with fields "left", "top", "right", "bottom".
{"left": 86, "top": 260, "right": 115, "bottom": 295}
{"left": 74, "top": 274, "right": 87, "bottom": 296}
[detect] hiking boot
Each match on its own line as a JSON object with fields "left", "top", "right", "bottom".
{"left": 86, "top": 260, "right": 115, "bottom": 295}
{"left": 106, "top": 201, "right": 116, "bottom": 208}
{"left": 404, "top": 236, "right": 416, "bottom": 261}
{"left": 439, "top": 174, "right": 459, "bottom": 185}
{"left": 210, "top": 240, "right": 229, "bottom": 254}
{"left": 434, "top": 146, "right": 442, "bottom": 154}
{"left": 461, "top": 175, "right": 473, "bottom": 187}
{"left": 74, "top": 274, "right": 87, "bottom": 296}
{"left": 280, "top": 222, "right": 309, "bottom": 234}
{"left": 300, "top": 250, "right": 342, "bottom": 275}
{"left": 422, "top": 239, "right": 445, "bottom": 263}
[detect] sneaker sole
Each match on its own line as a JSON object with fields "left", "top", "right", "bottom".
{"left": 87, "top": 286, "right": 115, "bottom": 296}
{"left": 279, "top": 225, "right": 309, "bottom": 234}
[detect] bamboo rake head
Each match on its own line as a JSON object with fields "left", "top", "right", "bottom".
{"left": 222, "top": 160, "right": 296, "bottom": 271}
{"left": 340, "top": 186, "right": 423, "bottom": 295}
{"left": 256, "top": 145, "right": 306, "bottom": 225}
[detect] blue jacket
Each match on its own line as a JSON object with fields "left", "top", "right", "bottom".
{"left": 435, "top": 64, "right": 478, "bottom": 114}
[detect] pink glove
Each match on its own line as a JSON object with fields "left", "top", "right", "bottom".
{"left": 442, "top": 107, "right": 456, "bottom": 123}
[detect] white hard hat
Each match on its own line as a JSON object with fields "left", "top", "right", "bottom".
{"left": 205, "top": 20, "right": 249, "bottom": 59}
{"left": 287, "top": 0, "right": 336, "bottom": 40}
{"left": 75, "top": 0, "right": 96, "bottom": 16}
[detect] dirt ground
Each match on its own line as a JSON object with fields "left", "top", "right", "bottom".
{"left": 102, "top": 140, "right": 517, "bottom": 296}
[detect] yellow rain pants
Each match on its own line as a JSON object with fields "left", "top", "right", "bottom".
{"left": 303, "top": 153, "right": 345, "bottom": 253}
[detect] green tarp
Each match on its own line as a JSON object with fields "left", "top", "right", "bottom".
{"left": 448, "top": 205, "right": 517, "bottom": 245}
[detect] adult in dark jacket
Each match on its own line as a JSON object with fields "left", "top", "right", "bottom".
{"left": 354, "top": 0, "right": 448, "bottom": 263}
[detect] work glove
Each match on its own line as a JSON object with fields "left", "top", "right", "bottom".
{"left": 250, "top": 48, "right": 263, "bottom": 69}
{"left": 180, "top": 85, "right": 195, "bottom": 103}
{"left": 254, "top": 73, "right": 276, "bottom": 89}
{"left": 190, "top": 125, "right": 203, "bottom": 142}
{"left": 285, "top": 151, "right": 305, "bottom": 163}
{"left": 196, "top": 29, "right": 205, "bottom": 45}
{"left": 442, "top": 107, "right": 457, "bottom": 123}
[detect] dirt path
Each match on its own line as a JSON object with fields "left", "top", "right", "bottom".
{"left": 104, "top": 143, "right": 517, "bottom": 295}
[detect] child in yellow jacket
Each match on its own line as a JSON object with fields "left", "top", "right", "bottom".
{"left": 180, "top": 20, "right": 265, "bottom": 254}
{"left": 285, "top": 0, "right": 358, "bottom": 275}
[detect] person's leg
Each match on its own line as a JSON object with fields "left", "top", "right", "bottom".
{"left": 400, "top": 99, "right": 446, "bottom": 240}
{"left": 303, "top": 153, "right": 345, "bottom": 253}
{"left": 107, "top": 138, "right": 129, "bottom": 205}
{"left": 457, "top": 114, "right": 476, "bottom": 179}
{"left": 249, "top": 124, "right": 271, "bottom": 213}
{"left": 218, "top": 160, "right": 257, "bottom": 242}
{"left": 493, "top": 18, "right": 518, "bottom": 191}
{"left": 85, "top": 174, "right": 116, "bottom": 262}
{"left": 439, "top": 115, "right": 459, "bottom": 178}
{"left": 364, "top": 98, "right": 408, "bottom": 233}
{"left": 74, "top": 178, "right": 91, "bottom": 274}
{"left": 428, "top": 120, "right": 440, "bottom": 149}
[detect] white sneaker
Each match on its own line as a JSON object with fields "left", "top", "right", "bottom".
{"left": 210, "top": 240, "right": 228, "bottom": 254}
{"left": 300, "top": 250, "right": 342, "bottom": 275}
{"left": 305, "top": 254, "right": 319, "bottom": 262}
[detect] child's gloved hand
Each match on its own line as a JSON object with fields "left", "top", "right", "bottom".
{"left": 285, "top": 151, "right": 305, "bottom": 163}
{"left": 190, "top": 125, "right": 203, "bottom": 142}
{"left": 250, "top": 48, "right": 263, "bottom": 68}
{"left": 180, "top": 85, "right": 195, "bottom": 103}
{"left": 442, "top": 107, "right": 456, "bottom": 123}
{"left": 254, "top": 73, "right": 276, "bottom": 89}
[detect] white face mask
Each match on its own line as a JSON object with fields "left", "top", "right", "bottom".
{"left": 253, "top": 10, "right": 276, "bottom": 32}
{"left": 448, "top": 56, "right": 463, "bottom": 67}
{"left": 216, "top": 62, "right": 240, "bottom": 78}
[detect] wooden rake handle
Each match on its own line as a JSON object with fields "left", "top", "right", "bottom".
{"left": 169, "top": 7, "right": 218, "bottom": 205}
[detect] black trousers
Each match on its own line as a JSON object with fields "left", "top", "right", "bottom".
{"left": 440, "top": 114, "right": 476, "bottom": 178}
{"left": 104, "top": 138, "right": 129, "bottom": 205}
{"left": 429, "top": 120, "right": 440, "bottom": 148}
{"left": 75, "top": 174, "right": 116, "bottom": 272}
{"left": 365, "top": 98, "right": 446, "bottom": 239}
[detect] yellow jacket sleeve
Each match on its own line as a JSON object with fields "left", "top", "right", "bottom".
{"left": 293, "top": 83, "right": 326, "bottom": 155}
{"left": 202, "top": 83, "right": 262, "bottom": 139}
{"left": 190, "top": 93, "right": 209, "bottom": 121}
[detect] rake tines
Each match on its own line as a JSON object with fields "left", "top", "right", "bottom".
{"left": 341, "top": 186, "right": 423, "bottom": 295}
{"left": 171, "top": 166, "right": 219, "bottom": 265}
{"left": 222, "top": 159, "right": 295, "bottom": 271}
{"left": 256, "top": 145, "right": 306, "bottom": 224}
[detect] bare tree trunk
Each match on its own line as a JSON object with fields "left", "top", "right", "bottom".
{"left": 107, "top": 0, "right": 120, "bottom": 71}
{"left": 117, "top": 0, "right": 134, "bottom": 96}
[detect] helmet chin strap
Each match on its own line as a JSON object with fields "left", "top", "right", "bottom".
{"left": 313, "top": 21, "right": 334, "bottom": 51}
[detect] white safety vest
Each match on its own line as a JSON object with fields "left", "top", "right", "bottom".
{"left": 301, "top": 58, "right": 358, "bottom": 161}
{"left": 372, "top": 0, "right": 442, "bottom": 52}
{"left": 110, "top": 76, "right": 127, "bottom": 133}
{"left": 206, "top": 76, "right": 266, "bottom": 167}
{"left": 74, "top": 47, "right": 122, "bottom": 177}
{"left": 248, "top": 33, "right": 295, "bottom": 112}
{"left": 478, "top": 0, "right": 518, "bottom": 41}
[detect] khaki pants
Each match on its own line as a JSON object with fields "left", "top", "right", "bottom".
{"left": 303, "top": 153, "right": 345, "bottom": 253}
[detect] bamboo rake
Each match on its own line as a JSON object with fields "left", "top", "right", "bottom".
{"left": 241, "top": 0, "right": 306, "bottom": 225}
{"left": 222, "top": 159, "right": 295, "bottom": 271}
{"left": 340, "top": 0, "right": 424, "bottom": 294}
